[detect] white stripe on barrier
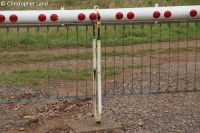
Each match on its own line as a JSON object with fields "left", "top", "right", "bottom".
{"left": 0, "top": 5, "right": 199, "bottom": 24}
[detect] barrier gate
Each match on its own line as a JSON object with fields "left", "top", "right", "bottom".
{"left": 0, "top": 5, "right": 200, "bottom": 122}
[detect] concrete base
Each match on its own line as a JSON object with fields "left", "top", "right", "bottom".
{"left": 66, "top": 117, "right": 122, "bottom": 133}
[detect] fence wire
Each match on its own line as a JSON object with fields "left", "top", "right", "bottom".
{"left": 0, "top": 21, "right": 199, "bottom": 103}
{"left": 102, "top": 21, "right": 200, "bottom": 96}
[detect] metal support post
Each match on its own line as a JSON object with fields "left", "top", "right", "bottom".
{"left": 92, "top": 5, "right": 102, "bottom": 124}
{"left": 92, "top": 24, "right": 97, "bottom": 119}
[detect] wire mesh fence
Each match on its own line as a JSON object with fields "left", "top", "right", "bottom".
{"left": 0, "top": 20, "right": 199, "bottom": 103}
{"left": 102, "top": 21, "right": 200, "bottom": 97}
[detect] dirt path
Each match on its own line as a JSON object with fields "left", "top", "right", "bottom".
{"left": 1, "top": 39, "right": 199, "bottom": 73}
{"left": 1, "top": 40, "right": 198, "bottom": 56}
{"left": 1, "top": 52, "right": 199, "bottom": 73}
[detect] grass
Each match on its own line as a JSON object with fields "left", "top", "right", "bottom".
{"left": 0, "top": 22, "right": 199, "bottom": 52}
{"left": 0, "top": 67, "right": 121, "bottom": 86}
{"left": 0, "top": 63, "right": 151, "bottom": 86}
{"left": 128, "top": 64, "right": 149, "bottom": 69}
{"left": 0, "top": 61, "right": 153, "bottom": 86}
{"left": 1, "top": 45, "right": 199, "bottom": 65}
{"left": 0, "top": 52, "right": 92, "bottom": 64}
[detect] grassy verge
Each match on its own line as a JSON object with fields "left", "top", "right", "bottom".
{"left": 0, "top": 22, "right": 199, "bottom": 52}
{"left": 0, "top": 63, "right": 151, "bottom": 86}
{"left": 0, "top": 67, "right": 117, "bottom": 86}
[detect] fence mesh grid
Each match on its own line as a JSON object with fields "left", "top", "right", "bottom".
{"left": 0, "top": 21, "right": 199, "bottom": 103}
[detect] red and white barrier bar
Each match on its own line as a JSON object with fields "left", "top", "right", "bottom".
{"left": 0, "top": 5, "right": 199, "bottom": 24}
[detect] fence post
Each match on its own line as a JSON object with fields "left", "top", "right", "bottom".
{"left": 92, "top": 5, "right": 102, "bottom": 123}
{"left": 92, "top": 24, "right": 97, "bottom": 120}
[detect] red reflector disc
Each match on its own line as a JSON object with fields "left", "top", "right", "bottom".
{"left": 38, "top": 14, "right": 46, "bottom": 22}
{"left": 10, "top": 14, "right": 18, "bottom": 23}
{"left": 127, "top": 12, "right": 134, "bottom": 19}
{"left": 153, "top": 11, "right": 160, "bottom": 18}
{"left": 116, "top": 12, "right": 123, "bottom": 20}
{"left": 50, "top": 14, "right": 58, "bottom": 21}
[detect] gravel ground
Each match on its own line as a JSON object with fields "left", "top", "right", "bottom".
{"left": 42, "top": 62, "right": 200, "bottom": 132}
{"left": 0, "top": 98, "right": 90, "bottom": 132}
{"left": 110, "top": 62, "right": 200, "bottom": 95}
{"left": 50, "top": 93, "right": 200, "bottom": 133}
{"left": 104, "top": 93, "right": 200, "bottom": 133}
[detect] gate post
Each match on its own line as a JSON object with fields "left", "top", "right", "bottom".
{"left": 92, "top": 24, "right": 97, "bottom": 121}
{"left": 92, "top": 6, "right": 102, "bottom": 123}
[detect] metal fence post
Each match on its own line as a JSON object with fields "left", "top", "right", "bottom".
{"left": 92, "top": 24, "right": 97, "bottom": 120}
{"left": 92, "top": 5, "right": 102, "bottom": 123}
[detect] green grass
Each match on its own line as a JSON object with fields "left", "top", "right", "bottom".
{"left": 0, "top": 67, "right": 119, "bottom": 86}
{"left": 0, "top": 63, "right": 152, "bottom": 86}
{"left": 1, "top": 45, "right": 199, "bottom": 65}
{"left": 0, "top": 22, "right": 199, "bottom": 52}
{"left": 0, "top": 52, "right": 92, "bottom": 64}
